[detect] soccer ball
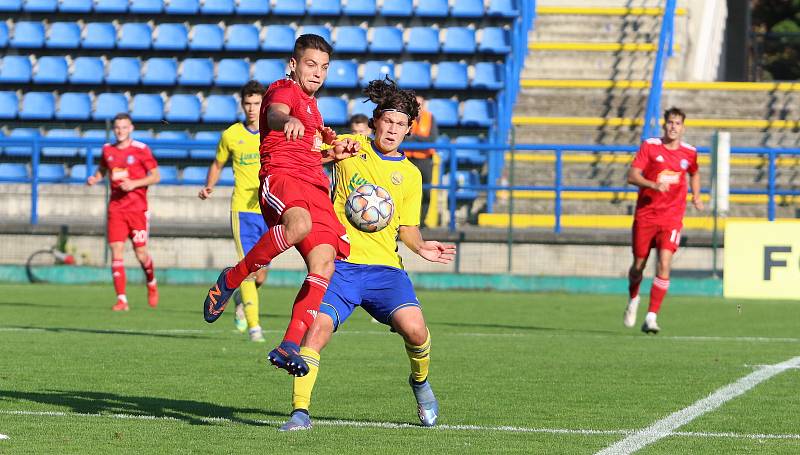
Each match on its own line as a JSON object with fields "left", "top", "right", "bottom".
{"left": 344, "top": 184, "right": 394, "bottom": 232}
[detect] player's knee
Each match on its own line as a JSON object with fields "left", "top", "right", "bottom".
{"left": 404, "top": 325, "right": 429, "bottom": 347}
{"left": 304, "top": 315, "right": 334, "bottom": 351}
{"left": 284, "top": 218, "right": 311, "bottom": 244}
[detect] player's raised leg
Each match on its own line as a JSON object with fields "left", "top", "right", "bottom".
{"left": 624, "top": 257, "right": 647, "bottom": 327}
{"left": 643, "top": 249, "right": 672, "bottom": 334}
{"left": 392, "top": 307, "right": 438, "bottom": 427}
{"left": 109, "top": 241, "right": 128, "bottom": 311}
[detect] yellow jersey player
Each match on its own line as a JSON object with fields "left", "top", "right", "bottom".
{"left": 198, "top": 80, "right": 268, "bottom": 342}
{"left": 279, "top": 78, "right": 456, "bottom": 431}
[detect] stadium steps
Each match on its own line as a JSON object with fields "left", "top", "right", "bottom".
{"left": 476, "top": 213, "right": 800, "bottom": 230}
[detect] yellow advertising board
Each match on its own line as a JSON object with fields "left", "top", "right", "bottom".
{"left": 724, "top": 221, "right": 800, "bottom": 299}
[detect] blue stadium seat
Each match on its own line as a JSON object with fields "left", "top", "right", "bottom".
{"left": 434, "top": 61, "right": 468, "bottom": 90}
{"left": 94, "top": 0, "right": 128, "bottom": 12}
{"left": 24, "top": 0, "right": 56, "bottom": 12}
{"left": 33, "top": 56, "right": 68, "bottom": 84}
{"left": 0, "top": 22, "right": 7, "bottom": 47}
{"left": 0, "top": 163, "right": 28, "bottom": 180}
{"left": 479, "top": 27, "right": 511, "bottom": 54}
{"left": 4, "top": 128, "right": 39, "bottom": 156}
{"left": 487, "top": 0, "right": 517, "bottom": 17}
{"left": 11, "top": 21, "right": 45, "bottom": 48}
{"left": 307, "top": 0, "right": 339, "bottom": 15}
{"left": 42, "top": 129, "right": 79, "bottom": 158}
{"left": 202, "top": 94, "right": 238, "bottom": 123}
{"left": 262, "top": 25, "right": 295, "bottom": 52}
{"left": 219, "top": 166, "right": 234, "bottom": 185}
{"left": 142, "top": 58, "right": 177, "bottom": 86}
{"left": 0, "top": 56, "right": 32, "bottom": 83}
{"left": 414, "top": 0, "right": 448, "bottom": 17}
{"left": 334, "top": 26, "right": 368, "bottom": 53}
{"left": 343, "top": 0, "right": 375, "bottom": 15}
{"left": 216, "top": 59, "right": 249, "bottom": 87}
{"left": 326, "top": 60, "right": 358, "bottom": 88}
{"left": 272, "top": 0, "right": 304, "bottom": 15}
{"left": 0, "top": 91, "right": 18, "bottom": 119}
{"left": 317, "top": 97, "right": 347, "bottom": 125}
{"left": 0, "top": 0, "right": 21, "bottom": 11}
{"left": 69, "top": 164, "right": 93, "bottom": 182}
{"left": 461, "top": 99, "right": 493, "bottom": 127}
{"left": 443, "top": 27, "right": 475, "bottom": 54}
{"left": 129, "top": 0, "right": 161, "bottom": 13}
{"left": 178, "top": 58, "right": 213, "bottom": 86}
{"left": 225, "top": 24, "right": 259, "bottom": 51}
{"left": 131, "top": 94, "right": 164, "bottom": 122}
{"left": 188, "top": 24, "right": 222, "bottom": 51}
{"left": 165, "top": 0, "right": 198, "bottom": 14}
{"left": 350, "top": 97, "right": 376, "bottom": 118}
{"left": 70, "top": 57, "right": 103, "bottom": 85}
{"left": 132, "top": 129, "right": 154, "bottom": 141}
{"left": 154, "top": 23, "right": 189, "bottom": 51}
{"left": 200, "top": 0, "right": 233, "bottom": 14}
{"left": 452, "top": 169, "right": 480, "bottom": 200}
{"left": 82, "top": 23, "right": 116, "bottom": 49}
{"left": 299, "top": 25, "right": 332, "bottom": 45}
{"left": 153, "top": 131, "right": 189, "bottom": 159}
{"left": 360, "top": 61, "right": 394, "bottom": 87}
{"left": 181, "top": 166, "right": 208, "bottom": 184}
{"left": 119, "top": 23, "right": 153, "bottom": 50}
{"left": 158, "top": 165, "right": 178, "bottom": 184}
{"left": 106, "top": 57, "right": 141, "bottom": 85}
{"left": 453, "top": 136, "right": 485, "bottom": 166}
{"left": 406, "top": 27, "right": 439, "bottom": 54}
{"left": 166, "top": 94, "right": 200, "bottom": 122}
{"left": 46, "top": 22, "right": 81, "bottom": 49}
{"left": 451, "top": 0, "right": 484, "bottom": 17}
{"left": 190, "top": 131, "right": 220, "bottom": 159}
{"left": 81, "top": 129, "right": 108, "bottom": 157}
{"left": 398, "top": 61, "right": 431, "bottom": 90}
{"left": 58, "top": 0, "right": 91, "bottom": 11}
{"left": 426, "top": 98, "right": 458, "bottom": 127}
{"left": 381, "top": 0, "right": 412, "bottom": 16}
{"left": 253, "top": 59, "right": 286, "bottom": 85}
{"left": 92, "top": 93, "right": 128, "bottom": 121}
{"left": 56, "top": 92, "right": 91, "bottom": 121}
{"left": 471, "top": 62, "right": 503, "bottom": 90}
{"left": 369, "top": 26, "right": 403, "bottom": 53}
{"left": 20, "top": 92, "right": 54, "bottom": 120}
{"left": 235, "top": 0, "right": 268, "bottom": 14}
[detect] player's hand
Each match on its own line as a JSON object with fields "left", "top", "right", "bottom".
{"left": 86, "top": 175, "right": 98, "bottom": 186}
{"left": 653, "top": 182, "right": 669, "bottom": 192}
{"left": 692, "top": 196, "right": 704, "bottom": 211}
{"left": 198, "top": 187, "right": 213, "bottom": 200}
{"left": 119, "top": 178, "right": 137, "bottom": 192}
{"left": 319, "top": 126, "right": 337, "bottom": 145}
{"left": 330, "top": 138, "right": 361, "bottom": 161}
{"left": 418, "top": 241, "right": 456, "bottom": 264}
{"left": 284, "top": 117, "right": 305, "bottom": 141}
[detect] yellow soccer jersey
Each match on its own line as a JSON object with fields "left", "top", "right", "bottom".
{"left": 215, "top": 122, "right": 261, "bottom": 213}
{"left": 332, "top": 134, "right": 422, "bottom": 269}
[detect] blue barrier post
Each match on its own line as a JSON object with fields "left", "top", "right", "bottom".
{"left": 768, "top": 150, "right": 776, "bottom": 221}
{"left": 448, "top": 142, "right": 458, "bottom": 232}
{"left": 30, "top": 136, "right": 40, "bottom": 225}
{"left": 554, "top": 147, "right": 562, "bottom": 233}
{"left": 641, "top": 0, "right": 676, "bottom": 140}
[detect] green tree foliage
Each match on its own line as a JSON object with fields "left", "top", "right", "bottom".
{"left": 753, "top": 0, "right": 800, "bottom": 80}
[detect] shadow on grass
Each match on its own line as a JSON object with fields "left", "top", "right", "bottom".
{"left": 0, "top": 389, "right": 285, "bottom": 426}
{"left": 0, "top": 301, "right": 65, "bottom": 310}
{"left": 4, "top": 325, "right": 211, "bottom": 340}
{"left": 435, "top": 321, "right": 618, "bottom": 335}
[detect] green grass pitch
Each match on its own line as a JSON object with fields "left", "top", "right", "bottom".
{"left": 0, "top": 283, "right": 798, "bottom": 454}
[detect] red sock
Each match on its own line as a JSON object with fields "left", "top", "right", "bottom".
{"left": 226, "top": 225, "right": 291, "bottom": 288}
{"left": 648, "top": 276, "right": 670, "bottom": 313}
{"left": 141, "top": 255, "right": 155, "bottom": 284}
{"left": 628, "top": 269, "right": 643, "bottom": 299}
{"left": 111, "top": 259, "right": 126, "bottom": 297}
{"left": 283, "top": 274, "right": 329, "bottom": 345}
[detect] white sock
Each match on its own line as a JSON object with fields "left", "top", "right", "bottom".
{"left": 646, "top": 312, "right": 657, "bottom": 323}
{"left": 117, "top": 294, "right": 127, "bottom": 302}
{"left": 147, "top": 279, "right": 157, "bottom": 286}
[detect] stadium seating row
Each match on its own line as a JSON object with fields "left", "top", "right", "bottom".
{"left": 0, "top": 0, "right": 517, "bottom": 18}
{"left": 0, "top": 91, "right": 495, "bottom": 127}
{"left": 0, "top": 22, "right": 511, "bottom": 55}
{"left": 0, "top": 162, "right": 235, "bottom": 184}
{"left": 0, "top": 56, "right": 503, "bottom": 91}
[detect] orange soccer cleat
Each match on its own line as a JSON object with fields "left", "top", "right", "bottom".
{"left": 147, "top": 281, "right": 159, "bottom": 308}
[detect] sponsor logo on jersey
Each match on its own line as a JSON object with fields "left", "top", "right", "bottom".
{"left": 657, "top": 170, "right": 681, "bottom": 185}
{"left": 655, "top": 155, "right": 665, "bottom": 162}
{"left": 391, "top": 171, "right": 403, "bottom": 185}
{"left": 680, "top": 159, "right": 689, "bottom": 170}
{"left": 360, "top": 153, "right": 368, "bottom": 161}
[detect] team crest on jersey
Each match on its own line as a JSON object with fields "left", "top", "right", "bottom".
{"left": 391, "top": 171, "right": 403, "bottom": 185}
{"left": 680, "top": 159, "right": 689, "bottom": 170}
{"left": 127, "top": 155, "right": 135, "bottom": 165}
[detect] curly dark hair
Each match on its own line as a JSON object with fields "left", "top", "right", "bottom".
{"left": 362, "top": 77, "right": 420, "bottom": 125}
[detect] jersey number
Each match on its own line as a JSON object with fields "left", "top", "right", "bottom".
{"left": 132, "top": 229, "right": 148, "bottom": 244}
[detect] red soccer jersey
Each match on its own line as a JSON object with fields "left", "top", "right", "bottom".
{"left": 100, "top": 140, "right": 158, "bottom": 212}
{"left": 259, "top": 78, "right": 328, "bottom": 190}
{"left": 632, "top": 137, "right": 698, "bottom": 224}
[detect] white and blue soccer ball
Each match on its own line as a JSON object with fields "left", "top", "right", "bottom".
{"left": 344, "top": 183, "right": 394, "bottom": 232}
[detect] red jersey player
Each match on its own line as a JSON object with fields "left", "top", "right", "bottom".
{"left": 203, "top": 34, "right": 359, "bottom": 377}
{"left": 623, "top": 107, "right": 703, "bottom": 334}
{"left": 87, "top": 113, "right": 161, "bottom": 311}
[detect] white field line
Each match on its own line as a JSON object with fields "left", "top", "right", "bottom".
{"left": 595, "top": 355, "right": 800, "bottom": 455}
{"left": 0, "top": 434, "right": 8, "bottom": 440}
{"left": 2, "top": 410, "right": 800, "bottom": 441}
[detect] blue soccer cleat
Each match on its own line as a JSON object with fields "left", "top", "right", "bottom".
{"left": 203, "top": 267, "right": 235, "bottom": 323}
{"left": 267, "top": 341, "right": 309, "bottom": 377}
{"left": 409, "top": 375, "right": 439, "bottom": 427}
{"left": 278, "top": 410, "right": 312, "bottom": 432}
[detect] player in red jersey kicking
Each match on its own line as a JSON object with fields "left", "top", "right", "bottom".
{"left": 623, "top": 107, "right": 703, "bottom": 334}
{"left": 87, "top": 113, "right": 161, "bottom": 311}
{"left": 203, "top": 34, "right": 360, "bottom": 376}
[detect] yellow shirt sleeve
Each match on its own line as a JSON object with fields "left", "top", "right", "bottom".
{"left": 398, "top": 166, "right": 422, "bottom": 226}
{"left": 215, "top": 130, "right": 230, "bottom": 164}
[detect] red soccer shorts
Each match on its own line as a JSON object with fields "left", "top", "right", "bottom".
{"left": 631, "top": 219, "right": 682, "bottom": 259}
{"left": 108, "top": 210, "right": 150, "bottom": 247}
{"left": 259, "top": 173, "right": 350, "bottom": 260}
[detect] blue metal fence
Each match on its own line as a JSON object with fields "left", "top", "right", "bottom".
{"left": 642, "top": 0, "right": 677, "bottom": 140}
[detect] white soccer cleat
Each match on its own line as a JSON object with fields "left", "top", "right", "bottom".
{"left": 623, "top": 295, "right": 640, "bottom": 328}
{"left": 249, "top": 326, "right": 265, "bottom": 343}
{"left": 641, "top": 318, "right": 661, "bottom": 335}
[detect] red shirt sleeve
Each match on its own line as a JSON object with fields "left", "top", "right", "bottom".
{"left": 268, "top": 85, "right": 296, "bottom": 110}
{"left": 631, "top": 142, "right": 650, "bottom": 170}
{"left": 140, "top": 146, "right": 157, "bottom": 171}
{"left": 688, "top": 151, "right": 698, "bottom": 174}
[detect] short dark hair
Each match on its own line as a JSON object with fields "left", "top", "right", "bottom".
{"left": 293, "top": 34, "right": 333, "bottom": 61}
{"left": 663, "top": 107, "right": 686, "bottom": 122}
{"left": 240, "top": 80, "right": 265, "bottom": 100}
{"left": 113, "top": 113, "right": 132, "bottom": 124}
{"left": 362, "top": 77, "right": 420, "bottom": 130}
{"left": 349, "top": 114, "right": 369, "bottom": 125}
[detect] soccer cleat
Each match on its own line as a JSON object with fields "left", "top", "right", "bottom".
{"left": 268, "top": 341, "right": 309, "bottom": 377}
{"left": 249, "top": 326, "right": 265, "bottom": 343}
{"left": 203, "top": 267, "right": 235, "bottom": 323}
{"left": 409, "top": 375, "right": 439, "bottom": 427}
{"left": 623, "top": 295, "right": 640, "bottom": 328}
{"left": 233, "top": 302, "right": 247, "bottom": 334}
{"left": 112, "top": 299, "right": 129, "bottom": 312}
{"left": 641, "top": 318, "right": 661, "bottom": 334}
{"left": 147, "top": 281, "right": 159, "bottom": 308}
{"left": 278, "top": 410, "right": 312, "bottom": 432}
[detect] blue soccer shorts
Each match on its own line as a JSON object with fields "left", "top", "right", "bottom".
{"left": 231, "top": 211, "right": 269, "bottom": 260}
{"left": 321, "top": 260, "right": 420, "bottom": 331}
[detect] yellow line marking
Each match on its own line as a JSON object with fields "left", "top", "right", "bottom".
{"left": 505, "top": 153, "right": 800, "bottom": 167}
{"left": 536, "top": 6, "right": 687, "bottom": 16}
{"left": 477, "top": 214, "right": 800, "bottom": 230}
{"left": 492, "top": 191, "right": 797, "bottom": 205}
{"left": 529, "top": 42, "right": 669, "bottom": 52}
{"left": 520, "top": 80, "right": 800, "bottom": 92}
{"left": 511, "top": 116, "right": 800, "bottom": 129}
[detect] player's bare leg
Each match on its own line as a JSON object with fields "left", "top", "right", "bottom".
{"left": 134, "top": 244, "right": 158, "bottom": 308}
{"left": 109, "top": 242, "right": 128, "bottom": 311}
{"left": 392, "top": 307, "right": 438, "bottom": 427}
{"left": 643, "top": 250, "right": 673, "bottom": 334}
{"left": 624, "top": 257, "right": 647, "bottom": 327}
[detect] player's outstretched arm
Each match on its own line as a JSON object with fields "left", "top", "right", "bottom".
{"left": 267, "top": 103, "right": 304, "bottom": 141}
{"left": 398, "top": 225, "right": 456, "bottom": 265}
{"left": 86, "top": 167, "right": 107, "bottom": 186}
{"left": 325, "top": 138, "right": 361, "bottom": 162}
{"left": 198, "top": 160, "right": 224, "bottom": 200}
{"left": 628, "top": 167, "right": 667, "bottom": 192}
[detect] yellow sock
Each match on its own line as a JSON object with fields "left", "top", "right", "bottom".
{"left": 292, "top": 347, "right": 321, "bottom": 411}
{"left": 405, "top": 330, "right": 431, "bottom": 383}
{"left": 240, "top": 279, "right": 260, "bottom": 330}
